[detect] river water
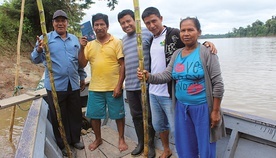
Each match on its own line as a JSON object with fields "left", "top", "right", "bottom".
{"left": 200, "top": 37, "right": 276, "bottom": 120}
{"left": 0, "top": 37, "right": 276, "bottom": 157}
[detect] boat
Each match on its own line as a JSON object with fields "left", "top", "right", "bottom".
{"left": 1, "top": 79, "right": 276, "bottom": 158}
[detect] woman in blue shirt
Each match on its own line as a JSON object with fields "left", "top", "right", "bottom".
{"left": 138, "top": 17, "right": 226, "bottom": 158}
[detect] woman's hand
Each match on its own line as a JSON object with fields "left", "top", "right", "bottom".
{"left": 137, "top": 68, "right": 149, "bottom": 81}
{"left": 210, "top": 110, "right": 221, "bottom": 128}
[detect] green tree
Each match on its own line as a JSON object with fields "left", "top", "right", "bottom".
{"left": 265, "top": 17, "right": 276, "bottom": 36}
{"left": 0, "top": 0, "right": 118, "bottom": 54}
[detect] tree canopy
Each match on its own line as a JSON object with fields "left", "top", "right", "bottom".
{"left": 201, "top": 16, "right": 276, "bottom": 38}
{"left": 0, "top": 0, "right": 118, "bottom": 54}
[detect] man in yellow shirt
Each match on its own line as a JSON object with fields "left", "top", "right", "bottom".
{"left": 79, "top": 13, "right": 128, "bottom": 152}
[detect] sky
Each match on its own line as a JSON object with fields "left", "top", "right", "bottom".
{"left": 1, "top": 0, "right": 275, "bottom": 38}
{"left": 80, "top": 0, "right": 276, "bottom": 38}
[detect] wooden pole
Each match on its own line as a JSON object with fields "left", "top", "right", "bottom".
{"left": 133, "top": 0, "right": 149, "bottom": 157}
{"left": 36, "top": 1, "right": 72, "bottom": 157}
{"left": 9, "top": 0, "right": 25, "bottom": 142}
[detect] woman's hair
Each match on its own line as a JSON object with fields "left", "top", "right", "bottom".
{"left": 117, "top": 9, "right": 135, "bottom": 22}
{"left": 92, "top": 13, "right": 109, "bottom": 27}
{"left": 180, "top": 17, "right": 201, "bottom": 31}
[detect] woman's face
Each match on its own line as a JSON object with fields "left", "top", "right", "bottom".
{"left": 179, "top": 19, "right": 201, "bottom": 47}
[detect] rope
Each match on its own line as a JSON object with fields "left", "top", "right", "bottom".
{"left": 13, "top": 86, "right": 29, "bottom": 111}
{"left": 12, "top": 79, "right": 45, "bottom": 111}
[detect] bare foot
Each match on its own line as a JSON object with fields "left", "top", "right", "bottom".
{"left": 159, "top": 150, "right": 172, "bottom": 158}
{"left": 118, "top": 138, "right": 128, "bottom": 152}
{"left": 88, "top": 138, "right": 103, "bottom": 151}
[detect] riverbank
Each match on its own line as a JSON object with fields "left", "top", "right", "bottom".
{"left": 0, "top": 53, "right": 44, "bottom": 99}
{"left": 0, "top": 52, "right": 44, "bottom": 157}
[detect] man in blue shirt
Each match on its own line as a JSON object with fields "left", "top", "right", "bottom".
{"left": 31, "top": 10, "right": 86, "bottom": 156}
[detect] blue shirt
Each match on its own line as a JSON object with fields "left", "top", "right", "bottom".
{"left": 172, "top": 46, "right": 206, "bottom": 105}
{"left": 31, "top": 31, "right": 86, "bottom": 91}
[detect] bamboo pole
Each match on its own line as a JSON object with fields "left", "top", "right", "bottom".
{"left": 36, "top": 1, "right": 72, "bottom": 157}
{"left": 9, "top": 0, "right": 25, "bottom": 142}
{"left": 133, "top": 0, "right": 149, "bottom": 157}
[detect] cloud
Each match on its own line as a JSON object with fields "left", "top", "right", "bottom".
{"left": 81, "top": 0, "right": 276, "bottom": 38}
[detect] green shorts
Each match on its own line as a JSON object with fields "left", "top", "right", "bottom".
{"left": 85, "top": 91, "right": 125, "bottom": 119}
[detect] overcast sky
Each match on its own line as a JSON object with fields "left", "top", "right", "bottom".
{"left": 1, "top": 0, "right": 275, "bottom": 38}
{"left": 81, "top": 0, "right": 276, "bottom": 38}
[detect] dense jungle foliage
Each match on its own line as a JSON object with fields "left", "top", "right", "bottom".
{"left": 0, "top": 0, "right": 117, "bottom": 55}
{"left": 201, "top": 16, "right": 276, "bottom": 39}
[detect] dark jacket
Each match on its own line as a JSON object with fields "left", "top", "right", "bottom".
{"left": 163, "top": 26, "right": 185, "bottom": 97}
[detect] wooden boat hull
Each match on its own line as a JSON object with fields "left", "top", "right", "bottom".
{"left": 14, "top": 89, "right": 276, "bottom": 158}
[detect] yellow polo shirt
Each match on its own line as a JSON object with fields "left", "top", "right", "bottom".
{"left": 84, "top": 35, "right": 124, "bottom": 91}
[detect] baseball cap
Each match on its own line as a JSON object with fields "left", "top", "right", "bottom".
{"left": 52, "top": 10, "right": 68, "bottom": 19}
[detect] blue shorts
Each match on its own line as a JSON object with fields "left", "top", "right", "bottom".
{"left": 85, "top": 91, "right": 125, "bottom": 120}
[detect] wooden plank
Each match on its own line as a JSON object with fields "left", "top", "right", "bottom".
{"left": 75, "top": 136, "right": 86, "bottom": 158}
{"left": 224, "top": 114, "right": 276, "bottom": 142}
{"left": 79, "top": 126, "right": 177, "bottom": 158}
{"left": 15, "top": 98, "right": 43, "bottom": 158}
{"left": 0, "top": 88, "right": 47, "bottom": 109}
{"left": 0, "top": 77, "right": 90, "bottom": 110}
{"left": 33, "top": 99, "right": 48, "bottom": 158}
{"left": 80, "top": 126, "right": 136, "bottom": 158}
{"left": 223, "top": 108, "right": 276, "bottom": 128}
{"left": 223, "top": 130, "right": 239, "bottom": 158}
{"left": 82, "top": 130, "right": 106, "bottom": 158}
{"left": 45, "top": 122, "right": 62, "bottom": 158}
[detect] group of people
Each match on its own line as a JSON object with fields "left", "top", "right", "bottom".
{"left": 31, "top": 6, "right": 226, "bottom": 158}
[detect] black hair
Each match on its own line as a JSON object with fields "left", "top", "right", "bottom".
{"left": 92, "top": 13, "right": 109, "bottom": 27}
{"left": 180, "top": 17, "right": 201, "bottom": 31}
{"left": 141, "top": 7, "right": 161, "bottom": 21}
{"left": 117, "top": 9, "right": 135, "bottom": 22}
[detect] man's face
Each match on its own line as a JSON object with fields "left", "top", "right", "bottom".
{"left": 93, "top": 19, "right": 108, "bottom": 38}
{"left": 52, "top": 17, "right": 68, "bottom": 36}
{"left": 119, "top": 15, "right": 136, "bottom": 35}
{"left": 143, "top": 14, "right": 163, "bottom": 36}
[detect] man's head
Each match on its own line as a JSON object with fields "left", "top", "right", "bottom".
{"left": 117, "top": 9, "right": 136, "bottom": 35}
{"left": 52, "top": 10, "right": 68, "bottom": 36}
{"left": 142, "top": 7, "right": 164, "bottom": 36}
{"left": 92, "top": 13, "right": 109, "bottom": 38}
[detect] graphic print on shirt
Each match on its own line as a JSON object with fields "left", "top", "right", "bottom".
{"left": 172, "top": 47, "right": 206, "bottom": 105}
{"left": 165, "top": 35, "right": 179, "bottom": 64}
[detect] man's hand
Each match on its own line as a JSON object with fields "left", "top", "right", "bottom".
{"left": 79, "top": 36, "right": 88, "bottom": 49}
{"left": 36, "top": 36, "right": 44, "bottom": 53}
{"left": 113, "top": 86, "right": 122, "bottom": 98}
{"left": 203, "top": 41, "right": 217, "bottom": 54}
{"left": 80, "top": 80, "right": 85, "bottom": 92}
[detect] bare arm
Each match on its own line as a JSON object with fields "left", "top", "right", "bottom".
{"left": 78, "top": 36, "right": 88, "bottom": 68}
{"left": 210, "top": 97, "right": 222, "bottom": 128}
{"left": 113, "top": 58, "right": 125, "bottom": 98}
